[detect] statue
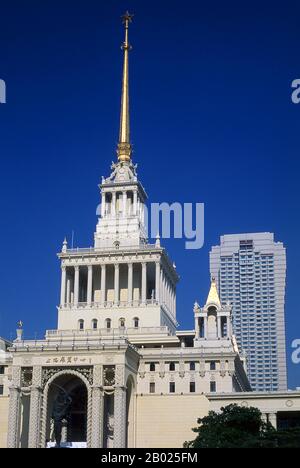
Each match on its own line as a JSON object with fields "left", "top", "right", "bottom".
{"left": 51, "top": 388, "right": 72, "bottom": 448}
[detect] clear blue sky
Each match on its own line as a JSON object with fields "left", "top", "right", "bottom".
{"left": 0, "top": 1, "right": 299, "bottom": 388}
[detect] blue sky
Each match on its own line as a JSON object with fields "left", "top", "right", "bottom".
{"left": 0, "top": 1, "right": 299, "bottom": 388}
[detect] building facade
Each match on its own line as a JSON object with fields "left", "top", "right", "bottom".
{"left": 210, "top": 233, "right": 287, "bottom": 391}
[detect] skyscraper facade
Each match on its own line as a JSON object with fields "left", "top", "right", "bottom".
{"left": 210, "top": 233, "right": 287, "bottom": 391}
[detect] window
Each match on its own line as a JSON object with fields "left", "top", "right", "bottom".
{"left": 92, "top": 319, "right": 98, "bottom": 330}
{"left": 133, "top": 317, "right": 139, "bottom": 329}
{"left": 210, "top": 381, "right": 216, "bottom": 393}
{"left": 169, "top": 382, "right": 175, "bottom": 393}
{"left": 0, "top": 367, "right": 4, "bottom": 375}
{"left": 210, "top": 361, "right": 216, "bottom": 371}
{"left": 78, "top": 319, "right": 84, "bottom": 331}
{"left": 0, "top": 386, "right": 3, "bottom": 396}
{"left": 149, "top": 382, "right": 155, "bottom": 394}
{"left": 150, "top": 363, "right": 156, "bottom": 372}
{"left": 169, "top": 362, "right": 175, "bottom": 372}
{"left": 106, "top": 318, "right": 111, "bottom": 330}
{"left": 190, "top": 382, "right": 196, "bottom": 393}
{"left": 190, "top": 362, "right": 195, "bottom": 371}
{"left": 119, "top": 318, "right": 125, "bottom": 328}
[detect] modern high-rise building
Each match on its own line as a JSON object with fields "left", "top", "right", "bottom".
{"left": 210, "top": 233, "right": 287, "bottom": 392}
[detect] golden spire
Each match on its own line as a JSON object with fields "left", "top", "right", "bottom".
{"left": 205, "top": 277, "right": 221, "bottom": 308}
{"left": 117, "top": 11, "right": 134, "bottom": 163}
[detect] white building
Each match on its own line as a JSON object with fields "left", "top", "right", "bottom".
{"left": 210, "top": 233, "right": 287, "bottom": 391}
{"left": 0, "top": 13, "right": 299, "bottom": 449}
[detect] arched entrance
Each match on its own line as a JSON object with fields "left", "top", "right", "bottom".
{"left": 43, "top": 372, "right": 90, "bottom": 447}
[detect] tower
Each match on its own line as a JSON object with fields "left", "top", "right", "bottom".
{"left": 57, "top": 12, "right": 179, "bottom": 336}
{"left": 210, "top": 233, "right": 287, "bottom": 391}
{"left": 194, "top": 278, "right": 233, "bottom": 343}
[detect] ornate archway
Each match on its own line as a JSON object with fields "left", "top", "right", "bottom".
{"left": 41, "top": 370, "right": 92, "bottom": 448}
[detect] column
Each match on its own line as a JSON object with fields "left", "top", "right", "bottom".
{"left": 91, "top": 365, "right": 104, "bottom": 448}
{"left": 114, "top": 264, "right": 120, "bottom": 305}
{"left": 28, "top": 390, "right": 42, "bottom": 447}
{"left": 166, "top": 278, "right": 170, "bottom": 311}
{"left": 101, "top": 192, "right": 106, "bottom": 218}
{"left": 160, "top": 269, "right": 164, "bottom": 304}
{"left": 155, "top": 262, "right": 160, "bottom": 303}
{"left": 101, "top": 264, "right": 106, "bottom": 306}
{"left": 112, "top": 192, "right": 116, "bottom": 217}
{"left": 60, "top": 266, "right": 66, "bottom": 306}
{"left": 204, "top": 316, "right": 208, "bottom": 339}
{"left": 140, "top": 200, "right": 145, "bottom": 222}
{"left": 226, "top": 316, "right": 231, "bottom": 337}
{"left": 141, "top": 262, "right": 147, "bottom": 304}
{"left": 268, "top": 413, "right": 277, "bottom": 429}
{"left": 91, "top": 386, "right": 104, "bottom": 447}
{"left": 66, "top": 276, "right": 71, "bottom": 305}
{"left": 173, "top": 287, "right": 177, "bottom": 316}
{"left": 87, "top": 265, "right": 93, "bottom": 306}
{"left": 122, "top": 191, "right": 127, "bottom": 218}
{"left": 217, "top": 316, "right": 221, "bottom": 338}
{"left": 133, "top": 191, "right": 137, "bottom": 216}
{"left": 128, "top": 263, "right": 133, "bottom": 305}
{"left": 74, "top": 266, "right": 79, "bottom": 306}
{"left": 113, "top": 387, "right": 127, "bottom": 448}
{"left": 195, "top": 317, "right": 200, "bottom": 339}
{"left": 7, "top": 387, "right": 21, "bottom": 448}
{"left": 170, "top": 285, "right": 174, "bottom": 315}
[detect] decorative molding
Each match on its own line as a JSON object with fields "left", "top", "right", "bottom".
{"left": 42, "top": 366, "right": 93, "bottom": 387}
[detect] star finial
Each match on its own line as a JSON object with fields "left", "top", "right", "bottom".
{"left": 121, "top": 11, "right": 134, "bottom": 24}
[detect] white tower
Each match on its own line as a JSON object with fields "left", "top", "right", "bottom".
{"left": 194, "top": 278, "right": 233, "bottom": 344}
{"left": 57, "top": 13, "right": 179, "bottom": 335}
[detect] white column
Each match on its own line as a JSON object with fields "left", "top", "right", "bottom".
{"left": 140, "top": 200, "right": 145, "bottom": 223}
{"left": 28, "top": 367, "right": 42, "bottom": 448}
{"left": 137, "top": 198, "right": 141, "bottom": 221}
{"left": 128, "top": 263, "right": 133, "bottom": 305}
{"left": 171, "top": 285, "right": 175, "bottom": 315}
{"left": 66, "top": 277, "right": 71, "bottom": 305}
{"left": 114, "top": 387, "right": 127, "bottom": 448}
{"left": 195, "top": 317, "right": 199, "bottom": 339}
{"left": 204, "top": 316, "right": 208, "bottom": 339}
{"left": 268, "top": 413, "right": 277, "bottom": 429}
{"left": 160, "top": 269, "right": 164, "bottom": 304}
{"left": 91, "top": 386, "right": 104, "bottom": 447}
{"left": 122, "top": 191, "right": 127, "bottom": 218}
{"left": 60, "top": 266, "right": 66, "bottom": 306}
{"left": 166, "top": 277, "right": 170, "bottom": 311}
{"left": 217, "top": 316, "right": 221, "bottom": 338}
{"left": 7, "top": 387, "right": 21, "bottom": 448}
{"left": 133, "top": 191, "right": 137, "bottom": 216}
{"left": 227, "top": 316, "right": 231, "bottom": 337}
{"left": 155, "top": 262, "right": 160, "bottom": 303}
{"left": 74, "top": 266, "right": 79, "bottom": 306}
{"left": 101, "top": 264, "right": 106, "bottom": 306}
{"left": 112, "top": 192, "right": 116, "bottom": 217}
{"left": 101, "top": 192, "right": 106, "bottom": 218}
{"left": 114, "top": 264, "right": 120, "bottom": 304}
{"left": 141, "top": 262, "right": 147, "bottom": 304}
{"left": 173, "top": 286, "right": 177, "bottom": 316}
{"left": 87, "top": 265, "right": 93, "bottom": 305}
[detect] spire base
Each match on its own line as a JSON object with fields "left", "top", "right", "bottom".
{"left": 117, "top": 142, "right": 132, "bottom": 162}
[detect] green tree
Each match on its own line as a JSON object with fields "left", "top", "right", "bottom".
{"left": 184, "top": 404, "right": 300, "bottom": 448}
